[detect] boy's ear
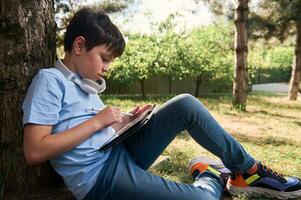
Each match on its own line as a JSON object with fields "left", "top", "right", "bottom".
{"left": 73, "top": 36, "right": 86, "bottom": 55}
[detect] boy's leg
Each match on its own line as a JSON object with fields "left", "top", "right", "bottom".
{"left": 84, "top": 145, "right": 224, "bottom": 200}
{"left": 123, "top": 94, "right": 301, "bottom": 199}
{"left": 123, "top": 93, "right": 255, "bottom": 173}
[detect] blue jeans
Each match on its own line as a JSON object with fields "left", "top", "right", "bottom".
{"left": 83, "top": 94, "right": 255, "bottom": 200}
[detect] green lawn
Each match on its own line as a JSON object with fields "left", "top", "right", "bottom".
{"left": 102, "top": 92, "right": 301, "bottom": 200}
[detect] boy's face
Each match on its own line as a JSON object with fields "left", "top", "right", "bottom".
{"left": 74, "top": 38, "right": 114, "bottom": 81}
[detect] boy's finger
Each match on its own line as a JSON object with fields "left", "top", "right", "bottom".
{"left": 137, "top": 104, "right": 152, "bottom": 114}
{"left": 129, "top": 106, "right": 140, "bottom": 114}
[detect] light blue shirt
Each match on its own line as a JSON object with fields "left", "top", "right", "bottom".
{"left": 22, "top": 67, "right": 116, "bottom": 200}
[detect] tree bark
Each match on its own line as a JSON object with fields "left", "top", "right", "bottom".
{"left": 195, "top": 76, "right": 202, "bottom": 97}
{"left": 168, "top": 75, "right": 172, "bottom": 94}
{"left": 0, "top": 0, "right": 61, "bottom": 196}
{"left": 140, "top": 79, "right": 146, "bottom": 98}
{"left": 288, "top": 20, "right": 301, "bottom": 100}
{"left": 233, "top": 0, "right": 249, "bottom": 111}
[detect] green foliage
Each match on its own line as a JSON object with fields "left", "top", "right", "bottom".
{"left": 248, "top": 45, "right": 293, "bottom": 84}
{"left": 108, "top": 33, "right": 159, "bottom": 84}
{"left": 153, "top": 14, "right": 190, "bottom": 81}
{"left": 250, "top": 0, "right": 301, "bottom": 41}
{"left": 94, "top": 0, "right": 130, "bottom": 13}
{"left": 55, "top": 4, "right": 296, "bottom": 94}
{"left": 107, "top": 17, "right": 295, "bottom": 96}
{"left": 187, "top": 23, "right": 234, "bottom": 88}
{"left": 107, "top": 14, "right": 191, "bottom": 96}
{"left": 108, "top": 17, "right": 235, "bottom": 96}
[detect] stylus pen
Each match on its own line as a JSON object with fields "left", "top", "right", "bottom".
{"left": 86, "top": 107, "right": 134, "bottom": 116}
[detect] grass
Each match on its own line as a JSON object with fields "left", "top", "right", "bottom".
{"left": 102, "top": 92, "right": 301, "bottom": 200}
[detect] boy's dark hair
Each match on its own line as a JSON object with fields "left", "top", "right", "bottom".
{"left": 64, "top": 7, "right": 125, "bottom": 58}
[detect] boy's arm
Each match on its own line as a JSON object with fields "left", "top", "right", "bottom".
{"left": 23, "top": 117, "right": 100, "bottom": 165}
{"left": 23, "top": 106, "right": 122, "bottom": 165}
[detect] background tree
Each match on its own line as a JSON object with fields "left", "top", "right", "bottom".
{"left": 201, "top": 0, "right": 250, "bottom": 110}
{"left": 187, "top": 23, "right": 233, "bottom": 97}
{"left": 232, "top": 0, "right": 249, "bottom": 111}
{"left": 249, "top": 0, "right": 301, "bottom": 100}
{"left": 154, "top": 15, "right": 189, "bottom": 94}
{"left": 108, "top": 33, "right": 159, "bottom": 98}
{"left": 0, "top": 0, "right": 58, "bottom": 198}
{"left": 248, "top": 44, "right": 294, "bottom": 85}
{"left": 108, "top": 15, "right": 190, "bottom": 97}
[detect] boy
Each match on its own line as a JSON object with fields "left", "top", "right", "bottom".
{"left": 22, "top": 7, "right": 301, "bottom": 200}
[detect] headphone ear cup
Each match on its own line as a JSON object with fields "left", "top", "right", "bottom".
{"left": 82, "top": 78, "right": 106, "bottom": 94}
{"left": 96, "top": 78, "right": 106, "bottom": 93}
{"left": 54, "top": 59, "right": 106, "bottom": 94}
{"left": 79, "top": 83, "right": 99, "bottom": 94}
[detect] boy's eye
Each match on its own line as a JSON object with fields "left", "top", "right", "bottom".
{"left": 100, "top": 55, "right": 112, "bottom": 62}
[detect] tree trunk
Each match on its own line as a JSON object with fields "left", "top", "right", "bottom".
{"left": 140, "top": 79, "right": 146, "bottom": 98}
{"left": 168, "top": 76, "right": 172, "bottom": 94}
{"left": 288, "top": 21, "right": 301, "bottom": 100}
{"left": 0, "top": 0, "right": 61, "bottom": 196}
{"left": 195, "top": 76, "right": 202, "bottom": 97}
{"left": 232, "top": 0, "right": 249, "bottom": 111}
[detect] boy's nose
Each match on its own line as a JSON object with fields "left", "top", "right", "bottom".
{"left": 102, "top": 64, "right": 109, "bottom": 73}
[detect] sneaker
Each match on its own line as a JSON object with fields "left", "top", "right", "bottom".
{"left": 188, "top": 156, "right": 231, "bottom": 187}
{"left": 227, "top": 161, "right": 301, "bottom": 199}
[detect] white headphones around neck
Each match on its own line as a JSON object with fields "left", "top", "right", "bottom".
{"left": 54, "top": 59, "right": 106, "bottom": 94}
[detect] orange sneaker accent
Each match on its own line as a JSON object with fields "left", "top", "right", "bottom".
{"left": 228, "top": 174, "right": 249, "bottom": 187}
{"left": 190, "top": 163, "right": 209, "bottom": 175}
{"left": 247, "top": 162, "right": 258, "bottom": 175}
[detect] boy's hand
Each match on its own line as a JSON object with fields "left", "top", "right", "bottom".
{"left": 133, "top": 104, "right": 152, "bottom": 116}
{"left": 111, "top": 104, "right": 152, "bottom": 132}
{"left": 129, "top": 105, "right": 140, "bottom": 116}
{"left": 94, "top": 106, "right": 123, "bottom": 129}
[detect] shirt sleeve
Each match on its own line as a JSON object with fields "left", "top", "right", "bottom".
{"left": 21, "top": 70, "right": 64, "bottom": 126}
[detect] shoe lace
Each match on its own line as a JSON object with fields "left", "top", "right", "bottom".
{"left": 259, "top": 162, "right": 287, "bottom": 183}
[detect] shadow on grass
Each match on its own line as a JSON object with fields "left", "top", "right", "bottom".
{"left": 230, "top": 131, "right": 300, "bottom": 147}
{"left": 175, "top": 130, "right": 300, "bottom": 147}
{"left": 248, "top": 109, "right": 301, "bottom": 121}
{"left": 248, "top": 93, "right": 301, "bottom": 110}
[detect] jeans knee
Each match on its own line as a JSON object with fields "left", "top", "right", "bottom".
{"left": 168, "top": 94, "right": 203, "bottom": 118}
{"left": 173, "top": 93, "right": 202, "bottom": 109}
{"left": 175, "top": 93, "right": 196, "bottom": 103}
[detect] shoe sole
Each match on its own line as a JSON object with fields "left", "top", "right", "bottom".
{"left": 188, "top": 156, "right": 230, "bottom": 174}
{"left": 227, "top": 182, "right": 301, "bottom": 200}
